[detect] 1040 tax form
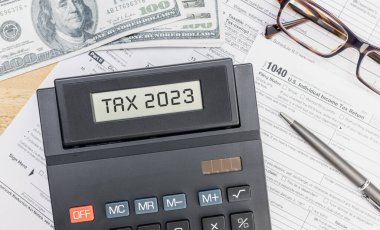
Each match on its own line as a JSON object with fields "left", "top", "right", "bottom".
{"left": 247, "top": 37, "right": 380, "bottom": 230}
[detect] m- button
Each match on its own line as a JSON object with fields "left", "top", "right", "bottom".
{"left": 163, "top": 194, "right": 187, "bottom": 211}
{"left": 69, "top": 205, "right": 94, "bottom": 223}
{"left": 198, "top": 189, "right": 223, "bottom": 207}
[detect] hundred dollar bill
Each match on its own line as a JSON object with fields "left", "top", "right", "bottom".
{"left": 0, "top": 0, "right": 185, "bottom": 80}
{"left": 100, "top": 0, "right": 224, "bottom": 49}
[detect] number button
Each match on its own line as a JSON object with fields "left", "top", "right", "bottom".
{"left": 231, "top": 212, "right": 254, "bottom": 230}
{"left": 167, "top": 220, "right": 190, "bottom": 230}
{"left": 138, "top": 224, "right": 161, "bottom": 230}
{"left": 202, "top": 216, "right": 225, "bottom": 230}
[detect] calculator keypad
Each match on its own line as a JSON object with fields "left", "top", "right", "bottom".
{"left": 73, "top": 185, "right": 254, "bottom": 229}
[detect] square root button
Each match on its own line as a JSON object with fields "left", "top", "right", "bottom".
{"left": 135, "top": 197, "right": 158, "bottom": 215}
{"left": 199, "top": 189, "right": 222, "bottom": 207}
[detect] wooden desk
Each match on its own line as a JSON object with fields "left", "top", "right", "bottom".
{"left": 0, "top": 65, "right": 56, "bottom": 134}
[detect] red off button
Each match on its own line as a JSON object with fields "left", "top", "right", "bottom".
{"left": 69, "top": 205, "right": 94, "bottom": 223}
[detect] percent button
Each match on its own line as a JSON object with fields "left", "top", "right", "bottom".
{"left": 231, "top": 212, "right": 254, "bottom": 230}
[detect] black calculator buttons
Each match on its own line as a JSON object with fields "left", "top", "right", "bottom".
{"left": 231, "top": 212, "right": 254, "bottom": 230}
{"left": 167, "top": 220, "right": 190, "bottom": 230}
{"left": 110, "top": 227, "right": 132, "bottom": 230}
{"left": 202, "top": 216, "right": 225, "bottom": 230}
{"left": 138, "top": 223, "right": 161, "bottom": 230}
{"left": 227, "top": 185, "right": 251, "bottom": 202}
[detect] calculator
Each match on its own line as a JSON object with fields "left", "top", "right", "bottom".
{"left": 37, "top": 59, "right": 271, "bottom": 230}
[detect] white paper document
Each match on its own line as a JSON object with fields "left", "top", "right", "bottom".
{"left": 1, "top": 0, "right": 380, "bottom": 229}
{"left": 247, "top": 37, "right": 380, "bottom": 230}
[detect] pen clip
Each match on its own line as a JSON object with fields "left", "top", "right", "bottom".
{"left": 362, "top": 193, "right": 380, "bottom": 212}
{"left": 358, "top": 179, "right": 380, "bottom": 212}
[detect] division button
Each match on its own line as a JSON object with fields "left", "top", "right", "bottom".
{"left": 198, "top": 189, "right": 223, "bottom": 207}
{"left": 202, "top": 216, "right": 225, "bottom": 230}
{"left": 163, "top": 194, "right": 187, "bottom": 211}
{"left": 231, "top": 212, "right": 254, "bottom": 230}
{"left": 167, "top": 220, "right": 190, "bottom": 230}
{"left": 138, "top": 223, "right": 161, "bottom": 230}
{"left": 69, "top": 205, "right": 94, "bottom": 223}
{"left": 227, "top": 185, "right": 251, "bottom": 202}
{"left": 135, "top": 197, "right": 158, "bottom": 214}
{"left": 105, "top": 201, "right": 129, "bottom": 218}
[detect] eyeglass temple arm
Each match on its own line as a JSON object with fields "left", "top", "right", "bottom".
{"left": 266, "top": 3, "right": 346, "bottom": 40}
{"left": 265, "top": 19, "right": 307, "bottom": 39}
{"left": 368, "top": 52, "right": 380, "bottom": 64}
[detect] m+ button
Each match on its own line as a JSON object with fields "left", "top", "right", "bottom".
{"left": 198, "top": 189, "right": 223, "bottom": 207}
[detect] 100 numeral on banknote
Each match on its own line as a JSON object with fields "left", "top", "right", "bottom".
{"left": 0, "top": 0, "right": 184, "bottom": 80}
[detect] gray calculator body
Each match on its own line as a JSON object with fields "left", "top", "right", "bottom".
{"left": 37, "top": 59, "right": 271, "bottom": 230}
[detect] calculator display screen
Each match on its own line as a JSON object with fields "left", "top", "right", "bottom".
{"left": 91, "top": 81, "right": 203, "bottom": 122}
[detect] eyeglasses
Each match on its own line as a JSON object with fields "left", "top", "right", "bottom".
{"left": 266, "top": 0, "right": 380, "bottom": 95}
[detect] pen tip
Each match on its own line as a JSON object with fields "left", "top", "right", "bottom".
{"left": 279, "top": 112, "right": 294, "bottom": 125}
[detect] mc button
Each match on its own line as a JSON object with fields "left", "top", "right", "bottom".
{"left": 69, "top": 205, "right": 94, "bottom": 223}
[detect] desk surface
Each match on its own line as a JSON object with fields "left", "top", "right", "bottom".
{"left": 0, "top": 65, "right": 55, "bottom": 134}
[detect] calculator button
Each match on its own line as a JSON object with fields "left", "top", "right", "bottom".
{"left": 163, "top": 194, "right": 187, "bottom": 211}
{"left": 198, "top": 189, "right": 223, "bottom": 206}
{"left": 105, "top": 201, "right": 129, "bottom": 218}
{"left": 231, "top": 212, "right": 254, "bottom": 230}
{"left": 69, "top": 205, "right": 94, "bottom": 223}
{"left": 227, "top": 185, "right": 251, "bottom": 202}
{"left": 110, "top": 227, "right": 132, "bottom": 230}
{"left": 202, "top": 216, "right": 225, "bottom": 230}
{"left": 167, "top": 220, "right": 190, "bottom": 230}
{"left": 135, "top": 197, "right": 158, "bottom": 214}
{"left": 138, "top": 223, "right": 161, "bottom": 230}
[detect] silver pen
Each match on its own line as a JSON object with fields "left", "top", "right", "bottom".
{"left": 279, "top": 112, "right": 380, "bottom": 213}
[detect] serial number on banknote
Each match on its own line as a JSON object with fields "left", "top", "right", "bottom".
{"left": 108, "top": 0, "right": 147, "bottom": 14}
{"left": 0, "top": 5, "right": 26, "bottom": 17}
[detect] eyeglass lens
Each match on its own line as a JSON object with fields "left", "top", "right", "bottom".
{"left": 279, "top": 0, "right": 348, "bottom": 56}
{"left": 360, "top": 51, "right": 380, "bottom": 93}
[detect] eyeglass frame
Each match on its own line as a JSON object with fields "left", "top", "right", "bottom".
{"left": 266, "top": 0, "right": 380, "bottom": 95}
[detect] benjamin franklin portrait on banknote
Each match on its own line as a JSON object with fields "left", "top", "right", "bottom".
{"left": 35, "top": 0, "right": 97, "bottom": 52}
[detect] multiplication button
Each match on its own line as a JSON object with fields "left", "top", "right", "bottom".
{"left": 227, "top": 185, "right": 251, "bottom": 202}
{"left": 202, "top": 216, "right": 225, "bottom": 230}
{"left": 231, "top": 212, "right": 254, "bottom": 230}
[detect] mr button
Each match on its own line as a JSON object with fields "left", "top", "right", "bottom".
{"left": 69, "top": 205, "right": 94, "bottom": 223}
